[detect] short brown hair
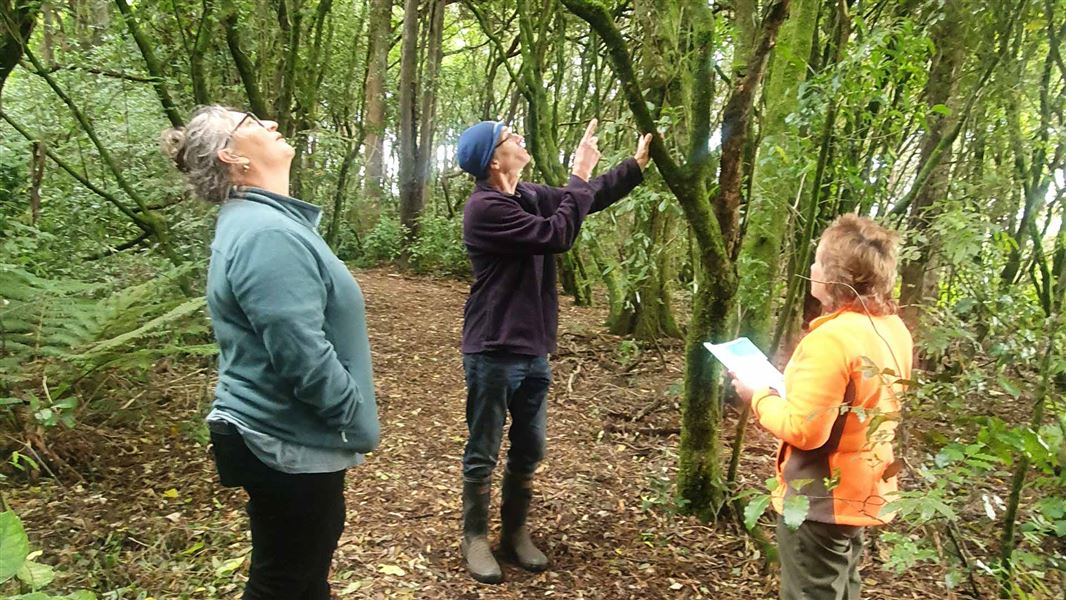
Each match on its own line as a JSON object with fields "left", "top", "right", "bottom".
{"left": 816, "top": 214, "right": 901, "bottom": 316}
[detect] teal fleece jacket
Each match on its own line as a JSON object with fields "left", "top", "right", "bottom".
{"left": 206, "top": 187, "right": 380, "bottom": 453}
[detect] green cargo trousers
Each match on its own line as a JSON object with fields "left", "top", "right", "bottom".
{"left": 777, "top": 517, "right": 865, "bottom": 600}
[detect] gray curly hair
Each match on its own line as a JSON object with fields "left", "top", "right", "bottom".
{"left": 160, "top": 105, "right": 237, "bottom": 204}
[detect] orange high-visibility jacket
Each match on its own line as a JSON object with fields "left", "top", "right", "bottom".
{"left": 751, "top": 308, "right": 913, "bottom": 527}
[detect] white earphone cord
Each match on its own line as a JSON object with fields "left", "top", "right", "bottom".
{"left": 794, "top": 274, "right": 906, "bottom": 386}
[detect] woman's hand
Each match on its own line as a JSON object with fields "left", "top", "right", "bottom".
{"left": 729, "top": 372, "right": 756, "bottom": 405}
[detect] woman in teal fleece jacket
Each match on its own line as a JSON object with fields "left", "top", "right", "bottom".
{"left": 162, "top": 106, "right": 379, "bottom": 600}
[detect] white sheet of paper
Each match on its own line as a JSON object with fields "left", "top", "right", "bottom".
{"left": 703, "top": 337, "right": 785, "bottom": 398}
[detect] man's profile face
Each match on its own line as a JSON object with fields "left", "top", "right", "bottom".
{"left": 489, "top": 126, "right": 531, "bottom": 176}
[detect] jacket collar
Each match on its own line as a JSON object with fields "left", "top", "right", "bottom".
{"left": 809, "top": 307, "right": 853, "bottom": 332}
{"left": 474, "top": 178, "right": 523, "bottom": 199}
{"left": 229, "top": 186, "right": 322, "bottom": 229}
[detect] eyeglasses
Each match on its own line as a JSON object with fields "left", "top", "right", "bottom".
{"left": 229, "top": 112, "right": 266, "bottom": 139}
{"left": 493, "top": 131, "right": 522, "bottom": 151}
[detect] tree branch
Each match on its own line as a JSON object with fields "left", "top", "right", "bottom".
{"left": 220, "top": 0, "right": 269, "bottom": 117}
{"left": 715, "top": 0, "right": 792, "bottom": 254}
{"left": 560, "top": 0, "right": 684, "bottom": 186}
{"left": 464, "top": 1, "right": 522, "bottom": 86}
{"left": 83, "top": 231, "right": 153, "bottom": 261}
{"left": 113, "top": 0, "right": 183, "bottom": 127}
{"left": 34, "top": 64, "right": 162, "bottom": 83}
{"left": 21, "top": 46, "right": 152, "bottom": 214}
{"left": 688, "top": 4, "right": 717, "bottom": 176}
{"left": 0, "top": 108, "right": 149, "bottom": 230}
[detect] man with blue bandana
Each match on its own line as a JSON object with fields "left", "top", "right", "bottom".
{"left": 455, "top": 119, "right": 652, "bottom": 583}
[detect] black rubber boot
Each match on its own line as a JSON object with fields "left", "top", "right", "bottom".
{"left": 461, "top": 479, "right": 503, "bottom": 584}
{"left": 500, "top": 470, "right": 548, "bottom": 571}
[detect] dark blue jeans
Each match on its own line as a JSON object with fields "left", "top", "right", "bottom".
{"left": 462, "top": 352, "right": 551, "bottom": 482}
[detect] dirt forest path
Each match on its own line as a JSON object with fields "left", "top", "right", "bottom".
{"left": 334, "top": 270, "right": 758, "bottom": 599}
{"left": 331, "top": 270, "right": 936, "bottom": 599}
{"left": 8, "top": 269, "right": 942, "bottom": 599}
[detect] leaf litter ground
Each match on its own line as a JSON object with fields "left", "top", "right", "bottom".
{"left": 7, "top": 268, "right": 950, "bottom": 599}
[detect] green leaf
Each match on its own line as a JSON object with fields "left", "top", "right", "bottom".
{"left": 179, "top": 540, "right": 204, "bottom": 556}
{"left": 997, "top": 376, "right": 1021, "bottom": 398}
{"left": 215, "top": 553, "right": 247, "bottom": 578}
{"left": 53, "top": 397, "right": 78, "bottom": 410}
{"left": 743, "top": 495, "right": 772, "bottom": 530}
{"left": 1039, "top": 498, "right": 1066, "bottom": 520}
{"left": 0, "top": 511, "right": 30, "bottom": 582}
{"left": 824, "top": 468, "right": 842, "bottom": 493}
{"left": 930, "top": 103, "right": 952, "bottom": 116}
{"left": 33, "top": 408, "right": 55, "bottom": 426}
{"left": 782, "top": 495, "right": 810, "bottom": 530}
{"left": 17, "top": 560, "right": 55, "bottom": 590}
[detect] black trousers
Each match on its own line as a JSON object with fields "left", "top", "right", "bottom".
{"left": 211, "top": 431, "right": 346, "bottom": 600}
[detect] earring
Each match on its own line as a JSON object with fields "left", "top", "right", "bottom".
{"left": 242, "top": 162, "right": 250, "bottom": 172}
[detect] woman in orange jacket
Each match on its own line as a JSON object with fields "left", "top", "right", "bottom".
{"left": 732, "top": 214, "right": 912, "bottom": 600}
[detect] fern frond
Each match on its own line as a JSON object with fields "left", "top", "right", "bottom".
{"left": 73, "top": 296, "right": 207, "bottom": 359}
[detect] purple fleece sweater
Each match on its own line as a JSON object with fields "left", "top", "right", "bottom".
{"left": 461, "top": 158, "right": 644, "bottom": 356}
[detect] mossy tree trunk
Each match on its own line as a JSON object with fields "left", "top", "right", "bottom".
{"left": 735, "top": 0, "right": 818, "bottom": 351}
{"left": 0, "top": 0, "right": 42, "bottom": 102}
{"left": 220, "top": 0, "right": 269, "bottom": 118}
{"left": 897, "top": 0, "right": 965, "bottom": 329}
{"left": 363, "top": 0, "right": 393, "bottom": 205}
{"left": 113, "top": 0, "right": 184, "bottom": 128}
{"left": 563, "top": 0, "right": 793, "bottom": 519}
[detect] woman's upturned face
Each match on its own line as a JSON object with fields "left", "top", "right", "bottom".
{"left": 810, "top": 241, "right": 830, "bottom": 306}
{"left": 226, "top": 111, "right": 294, "bottom": 174}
